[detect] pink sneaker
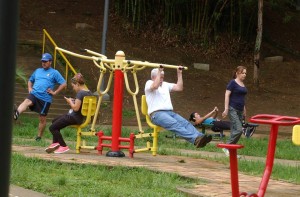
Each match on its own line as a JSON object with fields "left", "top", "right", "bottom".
{"left": 45, "top": 143, "right": 60, "bottom": 153}
{"left": 54, "top": 146, "right": 70, "bottom": 154}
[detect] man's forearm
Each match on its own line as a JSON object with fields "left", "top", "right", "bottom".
{"left": 176, "top": 74, "right": 183, "bottom": 90}
{"left": 55, "top": 83, "right": 67, "bottom": 94}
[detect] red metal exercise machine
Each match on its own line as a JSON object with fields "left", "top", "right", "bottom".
{"left": 218, "top": 114, "right": 300, "bottom": 197}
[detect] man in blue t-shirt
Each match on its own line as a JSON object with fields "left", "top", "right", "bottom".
{"left": 13, "top": 53, "right": 66, "bottom": 141}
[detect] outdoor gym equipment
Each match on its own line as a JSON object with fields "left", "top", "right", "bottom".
{"left": 55, "top": 47, "right": 187, "bottom": 157}
{"left": 134, "top": 95, "right": 164, "bottom": 156}
{"left": 71, "top": 96, "right": 97, "bottom": 153}
{"left": 218, "top": 114, "right": 300, "bottom": 197}
{"left": 292, "top": 125, "right": 300, "bottom": 146}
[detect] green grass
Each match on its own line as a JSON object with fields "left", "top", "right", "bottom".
{"left": 13, "top": 115, "right": 300, "bottom": 160}
{"left": 238, "top": 160, "right": 300, "bottom": 183}
{"left": 13, "top": 116, "right": 300, "bottom": 160}
{"left": 11, "top": 153, "right": 195, "bottom": 197}
{"left": 11, "top": 115, "right": 300, "bottom": 196}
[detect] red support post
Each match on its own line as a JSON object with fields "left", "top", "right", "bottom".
{"left": 250, "top": 114, "right": 300, "bottom": 197}
{"left": 106, "top": 51, "right": 126, "bottom": 157}
{"left": 129, "top": 133, "right": 135, "bottom": 158}
{"left": 217, "top": 144, "right": 244, "bottom": 197}
{"left": 95, "top": 52, "right": 137, "bottom": 158}
{"left": 96, "top": 131, "right": 104, "bottom": 155}
{"left": 257, "top": 124, "right": 278, "bottom": 196}
{"left": 218, "top": 115, "right": 300, "bottom": 197}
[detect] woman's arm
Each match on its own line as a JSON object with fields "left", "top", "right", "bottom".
{"left": 194, "top": 107, "right": 218, "bottom": 125}
{"left": 65, "top": 97, "right": 82, "bottom": 112}
{"left": 222, "top": 90, "right": 231, "bottom": 118}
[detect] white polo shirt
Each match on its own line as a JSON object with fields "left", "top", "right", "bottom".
{"left": 145, "top": 80, "right": 175, "bottom": 115}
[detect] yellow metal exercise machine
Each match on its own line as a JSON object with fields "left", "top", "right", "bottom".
{"left": 55, "top": 47, "right": 187, "bottom": 157}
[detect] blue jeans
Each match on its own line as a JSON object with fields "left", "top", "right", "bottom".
{"left": 227, "top": 106, "right": 243, "bottom": 144}
{"left": 151, "top": 110, "right": 203, "bottom": 144}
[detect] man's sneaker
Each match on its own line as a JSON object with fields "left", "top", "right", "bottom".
{"left": 45, "top": 143, "right": 60, "bottom": 153}
{"left": 35, "top": 136, "right": 42, "bottom": 141}
{"left": 13, "top": 105, "right": 19, "bottom": 120}
{"left": 206, "top": 135, "right": 212, "bottom": 144}
{"left": 222, "top": 148, "right": 230, "bottom": 157}
{"left": 194, "top": 136, "right": 206, "bottom": 148}
{"left": 54, "top": 146, "right": 70, "bottom": 154}
{"left": 194, "top": 135, "right": 211, "bottom": 148}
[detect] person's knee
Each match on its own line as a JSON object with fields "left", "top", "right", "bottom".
{"left": 23, "top": 99, "right": 33, "bottom": 107}
{"left": 18, "top": 99, "right": 32, "bottom": 112}
{"left": 49, "top": 128, "right": 60, "bottom": 136}
{"left": 49, "top": 124, "right": 55, "bottom": 133}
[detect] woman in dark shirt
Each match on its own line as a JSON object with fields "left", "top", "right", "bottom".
{"left": 45, "top": 73, "right": 93, "bottom": 154}
{"left": 221, "top": 66, "right": 247, "bottom": 157}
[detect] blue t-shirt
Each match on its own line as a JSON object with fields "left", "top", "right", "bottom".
{"left": 203, "top": 117, "right": 216, "bottom": 125}
{"left": 226, "top": 79, "right": 247, "bottom": 111}
{"left": 29, "top": 67, "right": 66, "bottom": 103}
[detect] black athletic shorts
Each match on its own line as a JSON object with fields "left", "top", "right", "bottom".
{"left": 27, "top": 94, "right": 51, "bottom": 116}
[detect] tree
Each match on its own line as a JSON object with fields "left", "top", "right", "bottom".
{"left": 253, "top": 0, "right": 263, "bottom": 87}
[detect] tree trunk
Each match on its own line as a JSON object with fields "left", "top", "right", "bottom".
{"left": 253, "top": 0, "right": 263, "bottom": 87}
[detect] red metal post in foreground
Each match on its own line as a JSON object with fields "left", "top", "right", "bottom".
{"left": 217, "top": 144, "right": 244, "bottom": 197}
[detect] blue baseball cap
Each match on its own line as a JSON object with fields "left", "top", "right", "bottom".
{"left": 41, "top": 53, "right": 52, "bottom": 61}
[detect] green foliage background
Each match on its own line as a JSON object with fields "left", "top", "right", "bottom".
{"left": 114, "top": 0, "right": 296, "bottom": 44}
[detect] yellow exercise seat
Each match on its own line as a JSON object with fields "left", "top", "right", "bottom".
{"left": 135, "top": 95, "right": 163, "bottom": 156}
{"left": 292, "top": 125, "right": 300, "bottom": 146}
{"left": 73, "top": 96, "right": 97, "bottom": 153}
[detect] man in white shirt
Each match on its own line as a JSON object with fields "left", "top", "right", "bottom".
{"left": 145, "top": 66, "right": 212, "bottom": 148}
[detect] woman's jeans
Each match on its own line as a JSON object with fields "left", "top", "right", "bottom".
{"left": 151, "top": 110, "right": 203, "bottom": 144}
{"left": 227, "top": 106, "right": 243, "bottom": 144}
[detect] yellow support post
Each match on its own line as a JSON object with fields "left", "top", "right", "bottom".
{"left": 292, "top": 125, "right": 300, "bottom": 146}
{"left": 71, "top": 96, "right": 97, "bottom": 153}
{"left": 134, "top": 95, "right": 164, "bottom": 156}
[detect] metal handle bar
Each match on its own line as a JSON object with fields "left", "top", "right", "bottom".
{"left": 56, "top": 47, "right": 102, "bottom": 61}
{"left": 92, "top": 59, "right": 106, "bottom": 70}
{"left": 84, "top": 49, "right": 107, "bottom": 59}
{"left": 126, "top": 60, "right": 188, "bottom": 70}
{"left": 123, "top": 64, "right": 147, "bottom": 71}
{"left": 56, "top": 47, "right": 188, "bottom": 71}
{"left": 90, "top": 70, "right": 113, "bottom": 131}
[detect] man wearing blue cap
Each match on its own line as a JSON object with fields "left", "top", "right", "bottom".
{"left": 13, "top": 53, "right": 67, "bottom": 141}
